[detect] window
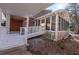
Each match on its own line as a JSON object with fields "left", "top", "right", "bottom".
{"left": 46, "top": 17, "right": 50, "bottom": 30}
{"left": 59, "top": 16, "right": 69, "bottom": 31}
{"left": 41, "top": 19, "right": 45, "bottom": 23}
{"left": 29, "top": 18, "right": 35, "bottom": 26}
{"left": 1, "top": 12, "right": 6, "bottom": 27}
{"left": 41, "top": 19, "right": 45, "bottom": 27}
{"left": 51, "top": 16, "right": 55, "bottom": 31}
{"left": 37, "top": 20, "right": 40, "bottom": 26}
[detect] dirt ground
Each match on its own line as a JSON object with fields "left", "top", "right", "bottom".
{"left": 28, "top": 36, "right": 79, "bottom": 55}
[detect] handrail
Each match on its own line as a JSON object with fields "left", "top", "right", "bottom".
{"left": 20, "top": 26, "right": 45, "bottom": 35}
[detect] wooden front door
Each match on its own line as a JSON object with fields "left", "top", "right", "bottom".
{"left": 10, "top": 15, "right": 24, "bottom": 32}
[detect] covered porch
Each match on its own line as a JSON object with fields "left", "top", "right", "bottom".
{"left": 0, "top": 3, "right": 52, "bottom": 52}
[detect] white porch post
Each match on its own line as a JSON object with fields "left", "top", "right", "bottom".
{"left": 40, "top": 19, "right": 41, "bottom": 26}
{"left": 0, "top": 8, "right": 2, "bottom": 39}
{"left": 34, "top": 20, "right": 36, "bottom": 26}
{"left": 35, "top": 20, "right": 36, "bottom": 26}
{"left": 23, "top": 16, "right": 29, "bottom": 46}
{"left": 0, "top": 8, "right": 2, "bottom": 28}
{"left": 55, "top": 13, "right": 59, "bottom": 41}
{"left": 26, "top": 16, "right": 29, "bottom": 37}
{"left": 45, "top": 18, "right": 46, "bottom": 30}
{"left": 26, "top": 16, "right": 29, "bottom": 28}
{"left": 50, "top": 16, "right": 53, "bottom": 40}
{"left": 0, "top": 8, "right": 4, "bottom": 40}
{"left": 6, "top": 13, "right": 10, "bottom": 33}
{"left": 50, "top": 16, "right": 52, "bottom": 31}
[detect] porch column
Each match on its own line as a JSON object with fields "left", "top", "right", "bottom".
{"left": 40, "top": 19, "right": 41, "bottom": 26}
{"left": 26, "top": 16, "right": 29, "bottom": 27}
{"left": 50, "top": 16, "right": 53, "bottom": 40}
{"left": 34, "top": 20, "right": 36, "bottom": 26}
{"left": 0, "top": 10, "right": 1, "bottom": 26}
{"left": 23, "top": 16, "right": 29, "bottom": 46}
{"left": 0, "top": 8, "right": 3, "bottom": 40}
{"left": 0, "top": 8, "right": 2, "bottom": 35}
{"left": 45, "top": 18, "right": 46, "bottom": 30}
{"left": 55, "top": 13, "right": 59, "bottom": 41}
{"left": 6, "top": 13, "right": 10, "bottom": 33}
{"left": 26, "top": 16, "right": 29, "bottom": 37}
{"left": 50, "top": 16, "right": 52, "bottom": 31}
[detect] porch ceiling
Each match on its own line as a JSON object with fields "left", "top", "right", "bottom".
{"left": 0, "top": 3, "right": 52, "bottom": 17}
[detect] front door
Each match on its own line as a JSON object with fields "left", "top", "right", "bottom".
{"left": 10, "top": 15, "right": 24, "bottom": 32}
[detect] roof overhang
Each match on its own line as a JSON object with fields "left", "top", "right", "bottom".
{"left": 0, "top": 3, "right": 52, "bottom": 17}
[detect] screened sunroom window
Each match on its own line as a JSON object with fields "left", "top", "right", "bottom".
{"left": 41, "top": 19, "right": 45, "bottom": 27}
{"left": 59, "top": 16, "right": 69, "bottom": 31}
{"left": 51, "top": 16, "right": 55, "bottom": 31}
{"left": 66, "top": 3, "right": 78, "bottom": 34}
{"left": 37, "top": 20, "right": 40, "bottom": 26}
{"left": 46, "top": 17, "right": 50, "bottom": 30}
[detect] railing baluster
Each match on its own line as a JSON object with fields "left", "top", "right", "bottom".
{"left": 20, "top": 26, "right": 45, "bottom": 38}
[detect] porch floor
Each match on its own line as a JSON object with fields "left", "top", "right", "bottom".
{"left": 1, "top": 34, "right": 79, "bottom": 55}
{"left": 0, "top": 33, "right": 25, "bottom": 51}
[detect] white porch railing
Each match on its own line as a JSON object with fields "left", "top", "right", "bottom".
{"left": 20, "top": 26, "right": 46, "bottom": 38}
{"left": 28, "top": 26, "right": 45, "bottom": 34}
